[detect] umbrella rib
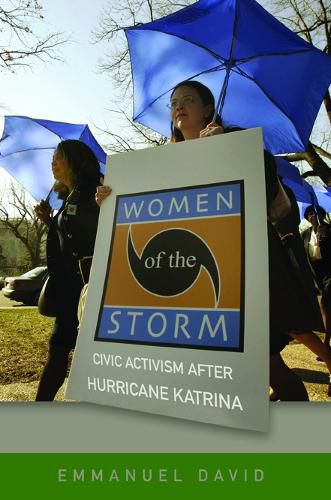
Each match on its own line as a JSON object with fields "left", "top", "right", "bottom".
{"left": 229, "top": 0, "right": 239, "bottom": 61}
{"left": 213, "top": 0, "right": 239, "bottom": 120}
{"left": 131, "top": 30, "right": 310, "bottom": 66}
{"left": 79, "top": 124, "right": 89, "bottom": 140}
{"left": 10, "top": 115, "right": 84, "bottom": 140}
{"left": 235, "top": 66, "right": 299, "bottom": 133}
{"left": 0, "top": 146, "right": 56, "bottom": 158}
{"left": 235, "top": 48, "right": 312, "bottom": 65}
{"left": 4, "top": 115, "right": 63, "bottom": 139}
{"left": 214, "top": 69, "right": 231, "bottom": 121}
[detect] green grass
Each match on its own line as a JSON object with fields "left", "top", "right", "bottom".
{"left": 0, "top": 309, "right": 53, "bottom": 384}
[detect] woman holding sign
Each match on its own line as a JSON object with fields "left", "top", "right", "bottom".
{"left": 96, "top": 80, "right": 328, "bottom": 400}
{"left": 35, "top": 140, "right": 101, "bottom": 401}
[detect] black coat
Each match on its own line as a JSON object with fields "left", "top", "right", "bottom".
{"left": 269, "top": 185, "right": 324, "bottom": 336}
{"left": 265, "top": 161, "right": 324, "bottom": 352}
{"left": 301, "top": 224, "right": 331, "bottom": 287}
{"left": 45, "top": 186, "right": 99, "bottom": 348}
{"left": 47, "top": 186, "right": 99, "bottom": 285}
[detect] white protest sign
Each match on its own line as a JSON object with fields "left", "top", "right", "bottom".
{"left": 66, "top": 128, "right": 269, "bottom": 432}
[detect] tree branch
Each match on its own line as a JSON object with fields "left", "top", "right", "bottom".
{"left": 0, "top": 1, "right": 67, "bottom": 72}
{"left": 0, "top": 182, "right": 47, "bottom": 267}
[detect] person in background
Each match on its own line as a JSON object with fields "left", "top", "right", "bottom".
{"left": 272, "top": 191, "right": 331, "bottom": 398}
{"left": 34, "top": 140, "right": 101, "bottom": 401}
{"left": 301, "top": 205, "right": 331, "bottom": 353}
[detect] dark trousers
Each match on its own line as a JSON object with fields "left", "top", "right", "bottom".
{"left": 35, "top": 344, "right": 71, "bottom": 401}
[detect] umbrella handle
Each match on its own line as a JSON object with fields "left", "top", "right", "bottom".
{"left": 312, "top": 204, "right": 321, "bottom": 226}
{"left": 44, "top": 185, "right": 54, "bottom": 204}
{"left": 213, "top": 68, "right": 231, "bottom": 123}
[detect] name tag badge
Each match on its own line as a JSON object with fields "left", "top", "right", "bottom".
{"left": 67, "top": 204, "right": 77, "bottom": 215}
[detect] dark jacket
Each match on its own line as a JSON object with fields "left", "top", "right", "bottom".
{"left": 267, "top": 169, "right": 324, "bottom": 347}
{"left": 301, "top": 223, "right": 331, "bottom": 287}
{"left": 47, "top": 186, "right": 99, "bottom": 282}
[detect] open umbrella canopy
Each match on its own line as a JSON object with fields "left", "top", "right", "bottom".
{"left": 0, "top": 116, "right": 106, "bottom": 202}
{"left": 275, "top": 157, "right": 317, "bottom": 205}
{"left": 125, "top": 0, "right": 331, "bottom": 154}
{"left": 298, "top": 190, "right": 331, "bottom": 220}
{"left": 274, "top": 156, "right": 331, "bottom": 214}
{"left": 308, "top": 184, "right": 331, "bottom": 213}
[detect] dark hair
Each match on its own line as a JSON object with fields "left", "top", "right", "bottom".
{"left": 56, "top": 139, "right": 102, "bottom": 190}
{"left": 304, "top": 204, "right": 327, "bottom": 221}
{"left": 170, "top": 80, "right": 241, "bottom": 142}
{"left": 170, "top": 81, "right": 219, "bottom": 142}
{"left": 53, "top": 181, "right": 69, "bottom": 200}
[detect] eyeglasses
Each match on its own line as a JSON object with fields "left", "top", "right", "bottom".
{"left": 167, "top": 95, "right": 196, "bottom": 110}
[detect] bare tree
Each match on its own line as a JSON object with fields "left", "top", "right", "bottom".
{"left": 0, "top": 0, "right": 67, "bottom": 72}
{"left": 95, "top": 108, "right": 168, "bottom": 154}
{"left": 94, "top": 1, "right": 192, "bottom": 90}
{"left": 0, "top": 183, "right": 47, "bottom": 268}
{"left": 94, "top": 0, "right": 331, "bottom": 183}
{"left": 93, "top": 0, "right": 193, "bottom": 151}
{"left": 269, "top": 0, "right": 331, "bottom": 184}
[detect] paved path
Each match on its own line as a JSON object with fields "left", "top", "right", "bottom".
{"left": 0, "top": 292, "right": 33, "bottom": 309}
{"left": 282, "top": 340, "right": 330, "bottom": 402}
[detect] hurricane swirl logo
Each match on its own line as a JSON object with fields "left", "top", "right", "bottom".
{"left": 127, "top": 226, "right": 220, "bottom": 307}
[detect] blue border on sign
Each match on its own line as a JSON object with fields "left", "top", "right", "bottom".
{"left": 116, "top": 183, "right": 241, "bottom": 223}
{"left": 94, "top": 181, "right": 245, "bottom": 352}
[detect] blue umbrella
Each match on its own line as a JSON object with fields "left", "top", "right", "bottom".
{"left": 309, "top": 185, "right": 331, "bottom": 213}
{"left": 0, "top": 115, "right": 106, "bottom": 203}
{"left": 275, "top": 156, "right": 331, "bottom": 215}
{"left": 275, "top": 157, "right": 302, "bottom": 183}
{"left": 275, "top": 156, "right": 318, "bottom": 205}
{"left": 125, "top": 0, "right": 331, "bottom": 154}
{"left": 282, "top": 178, "right": 319, "bottom": 205}
{"left": 299, "top": 194, "right": 331, "bottom": 220}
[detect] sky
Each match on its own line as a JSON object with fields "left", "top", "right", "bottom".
{"left": 1, "top": 0, "right": 114, "bottom": 131}
{"left": 0, "top": 0, "right": 118, "bottom": 199}
{"left": 0, "top": 0, "right": 330, "bottom": 203}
